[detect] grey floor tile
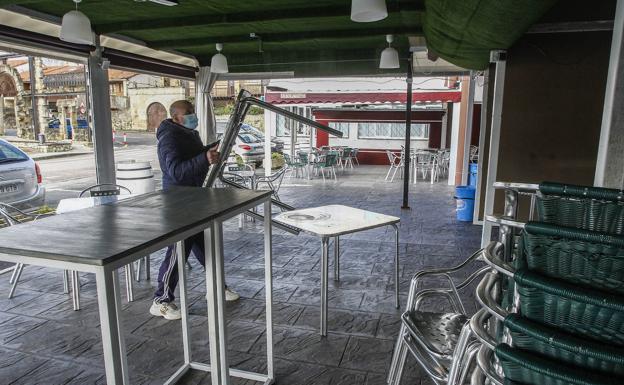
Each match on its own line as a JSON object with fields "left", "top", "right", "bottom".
{"left": 294, "top": 307, "right": 380, "bottom": 337}
{"left": 340, "top": 336, "right": 395, "bottom": 373}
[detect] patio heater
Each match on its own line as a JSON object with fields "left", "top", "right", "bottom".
{"left": 205, "top": 89, "right": 343, "bottom": 234}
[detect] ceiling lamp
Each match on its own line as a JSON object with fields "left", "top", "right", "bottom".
{"left": 379, "top": 34, "right": 400, "bottom": 69}
{"left": 211, "top": 43, "right": 229, "bottom": 74}
{"left": 59, "top": 0, "right": 94, "bottom": 45}
{"left": 351, "top": 0, "right": 388, "bottom": 22}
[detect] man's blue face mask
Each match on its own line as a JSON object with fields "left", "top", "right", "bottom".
{"left": 182, "top": 113, "right": 198, "bottom": 130}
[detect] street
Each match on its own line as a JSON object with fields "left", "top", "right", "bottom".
{"left": 38, "top": 132, "right": 161, "bottom": 207}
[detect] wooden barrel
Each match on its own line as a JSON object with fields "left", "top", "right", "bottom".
{"left": 116, "top": 160, "right": 155, "bottom": 195}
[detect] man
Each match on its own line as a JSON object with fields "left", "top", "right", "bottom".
{"left": 150, "top": 100, "right": 239, "bottom": 321}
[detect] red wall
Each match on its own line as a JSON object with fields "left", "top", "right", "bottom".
{"left": 312, "top": 109, "right": 445, "bottom": 164}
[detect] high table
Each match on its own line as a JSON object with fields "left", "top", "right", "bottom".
{"left": 275, "top": 205, "right": 400, "bottom": 336}
{"left": 0, "top": 187, "right": 274, "bottom": 385}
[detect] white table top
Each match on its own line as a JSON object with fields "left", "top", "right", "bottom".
{"left": 275, "top": 205, "right": 399, "bottom": 237}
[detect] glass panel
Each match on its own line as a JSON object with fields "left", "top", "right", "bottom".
{"left": 357, "top": 122, "right": 430, "bottom": 139}
{"left": 328, "top": 122, "right": 350, "bottom": 138}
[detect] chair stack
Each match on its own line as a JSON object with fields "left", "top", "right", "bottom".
{"left": 475, "top": 182, "right": 624, "bottom": 385}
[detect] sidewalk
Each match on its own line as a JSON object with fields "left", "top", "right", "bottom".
{"left": 30, "top": 143, "right": 93, "bottom": 160}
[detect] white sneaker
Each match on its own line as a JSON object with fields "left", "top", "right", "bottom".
{"left": 225, "top": 287, "right": 240, "bottom": 302}
{"left": 149, "top": 300, "right": 181, "bottom": 320}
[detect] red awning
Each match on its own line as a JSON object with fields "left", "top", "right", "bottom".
{"left": 265, "top": 91, "right": 462, "bottom": 105}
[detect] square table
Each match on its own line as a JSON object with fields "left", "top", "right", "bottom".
{"left": 0, "top": 187, "right": 275, "bottom": 385}
{"left": 275, "top": 205, "right": 400, "bottom": 336}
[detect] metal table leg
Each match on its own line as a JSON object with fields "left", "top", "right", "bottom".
{"left": 333, "top": 236, "right": 340, "bottom": 281}
{"left": 320, "top": 236, "right": 329, "bottom": 336}
{"left": 177, "top": 241, "right": 192, "bottom": 365}
{"left": 63, "top": 269, "right": 70, "bottom": 294}
{"left": 392, "top": 224, "right": 400, "bottom": 309}
{"left": 125, "top": 264, "right": 134, "bottom": 302}
{"left": 71, "top": 270, "right": 81, "bottom": 311}
{"left": 205, "top": 222, "right": 231, "bottom": 385}
{"left": 95, "top": 267, "right": 129, "bottom": 385}
{"left": 263, "top": 200, "right": 274, "bottom": 382}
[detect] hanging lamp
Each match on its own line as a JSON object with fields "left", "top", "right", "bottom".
{"left": 210, "top": 43, "right": 229, "bottom": 74}
{"left": 379, "top": 34, "right": 400, "bottom": 69}
{"left": 351, "top": 0, "right": 388, "bottom": 22}
{"left": 60, "top": 0, "right": 94, "bottom": 45}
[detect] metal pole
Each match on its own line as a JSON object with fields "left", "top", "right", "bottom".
{"left": 402, "top": 56, "right": 413, "bottom": 209}
{"left": 28, "top": 56, "right": 38, "bottom": 140}
{"left": 460, "top": 73, "right": 476, "bottom": 186}
{"left": 481, "top": 51, "right": 507, "bottom": 248}
{"left": 87, "top": 36, "right": 116, "bottom": 184}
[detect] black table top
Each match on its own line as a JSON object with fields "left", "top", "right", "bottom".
{"left": 0, "top": 187, "right": 271, "bottom": 266}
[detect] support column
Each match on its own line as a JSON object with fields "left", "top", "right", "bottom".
{"left": 481, "top": 51, "right": 507, "bottom": 247}
{"left": 28, "top": 56, "right": 38, "bottom": 140}
{"left": 402, "top": 56, "right": 413, "bottom": 210}
{"left": 594, "top": 0, "right": 624, "bottom": 188}
{"left": 460, "top": 73, "right": 476, "bottom": 186}
{"left": 440, "top": 103, "right": 448, "bottom": 149}
{"left": 87, "top": 41, "right": 116, "bottom": 184}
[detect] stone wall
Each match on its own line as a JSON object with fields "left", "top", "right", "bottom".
{"left": 127, "top": 86, "right": 186, "bottom": 131}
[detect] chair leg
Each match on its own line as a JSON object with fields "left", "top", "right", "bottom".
{"left": 391, "top": 166, "right": 399, "bottom": 182}
{"left": 71, "top": 271, "right": 80, "bottom": 310}
{"left": 385, "top": 165, "right": 393, "bottom": 181}
{"left": 387, "top": 325, "right": 409, "bottom": 385}
{"left": 8, "top": 263, "right": 24, "bottom": 299}
{"left": 145, "top": 255, "right": 151, "bottom": 281}
{"left": 125, "top": 264, "right": 134, "bottom": 302}
{"left": 135, "top": 259, "right": 142, "bottom": 282}
{"left": 63, "top": 269, "right": 70, "bottom": 294}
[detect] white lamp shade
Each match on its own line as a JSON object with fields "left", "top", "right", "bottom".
{"left": 60, "top": 10, "right": 94, "bottom": 45}
{"left": 379, "top": 46, "right": 400, "bottom": 69}
{"left": 210, "top": 53, "right": 229, "bottom": 73}
{"left": 351, "top": 0, "right": 388, "bottom": 22}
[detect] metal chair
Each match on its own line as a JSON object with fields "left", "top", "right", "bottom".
{"left": 385, "top": 150, "right": 403, "bottom": 182}
{"left": 77, "top": 183, "right": 138, "bottom": 304}
{"left": 387, "top": 248, "right": 490, "bottom": 385}
{"left": 283, "top": 153, "right": 307, "bottom": 178}
{"left": 255, "top": 167, "right": 287, "bottom": 202}
{"left": 313, "top": 153, "right": 338, "bottom": 181}
{"left": 79, "top": 183, "right": 131, "bottom": 197}
{"left": 0, "top": 203, "right": 78, "bottom": 308}
{"left": 351, "top": 148, "right": 360, "bottom": 166}
{"left": 340, "top": 147, "right": 355, "bottom": 169}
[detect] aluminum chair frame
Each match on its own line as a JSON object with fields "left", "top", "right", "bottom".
{"left": 385, "top": 150, "right": 404, "bottom": 182}
{"left": 387, "top": 248, "right": 490, "bottom": 385}
{"left": 255, "top": 167, "right": 287, "bottom": 202}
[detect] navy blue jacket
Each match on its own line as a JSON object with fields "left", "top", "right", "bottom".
{"left": 157, "top": 119, "right": 209, "bottom": 190}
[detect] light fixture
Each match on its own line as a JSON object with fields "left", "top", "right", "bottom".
{"left": 60, "top": 0, "right": 94, "bottom": 45}
{"left": 351, "top": 0, "right": 388, "bottom": 22}
{"left": 210, "top": 43, "right": 229, "bottom": 73}
{"left": 379, "top": 34, "right": 400, "bottom": 69}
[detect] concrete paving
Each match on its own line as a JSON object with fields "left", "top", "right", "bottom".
{"left": 0, "top": 165, "right": 483, "bottom": 384}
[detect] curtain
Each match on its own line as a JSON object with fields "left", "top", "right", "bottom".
{"left": 196, "top": 66, "right": 218, "bottom": 144}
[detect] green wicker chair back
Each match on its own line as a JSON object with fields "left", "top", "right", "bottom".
{"left": 297, "top": 152, "right": 309, "bottom": 163}
{"left": 537, "top": 182, "right": 624, "bottom": 234}
{"left": 518, "top": 222, "right": 624, "bottom": 293}
{"left": 495, "top": 344, "right": 622, "bottom": 385}
{"left": 504, "top": 314, "right": 624, "bottom": 375}
{"left": 514, "top": 269, "right": 624, "bottom": 345}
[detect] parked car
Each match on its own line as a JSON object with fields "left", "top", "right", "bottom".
{"left": 0, "top": 139, "right": 45, "bottom": 210}
{"left": 234, "top": 133, "right": 265, "bottom": 164}
{"left": 240, "top": 124, "right": 284, "bottom": 153}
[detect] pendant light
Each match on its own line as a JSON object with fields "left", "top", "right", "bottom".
{"left": 379, "top": 34, "right": 400, "bottom": 69}
{"left": 60, "top": 0, "right": 94, "bottom": 45}
{"left": 210, "top": 43, "right": 229, "bottom": 74}
{"left": 351, "top": 0, "right": 388, "bottom": 22}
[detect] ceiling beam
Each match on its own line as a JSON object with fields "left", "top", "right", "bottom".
{"left": 149, "top": 26, "right": 422, "bottom": 49}
{"left": 94, "top": 2, "right": 423, "bottom": 34}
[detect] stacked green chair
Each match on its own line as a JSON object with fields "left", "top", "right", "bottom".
{"left": 283, "top": 153, "right": 307, "bottom": 178}
{"left": 475, "top": 238, "right": 624, "bottom": 384}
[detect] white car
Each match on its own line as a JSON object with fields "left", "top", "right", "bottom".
{"left": 233, "top": 133, "right": 265, "bottom": 164}
{"left": 0, "top": 139, "right": 45, "bottom": 209}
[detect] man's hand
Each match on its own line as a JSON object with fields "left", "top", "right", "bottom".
{"left": 206, "top": 149, "right": 220, "bottom": 165}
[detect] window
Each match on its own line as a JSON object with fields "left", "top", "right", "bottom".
{"left": 328, "top": 122, "right": 350, "bottom": 138}
{"left": 275, "top": 107, "right": 312, "bottom": 137}
{"left": 0, "top": 141, "right": 28, "bottom": 163}
{"left": 357, "top": 122, "right": 429, "bottom": 139}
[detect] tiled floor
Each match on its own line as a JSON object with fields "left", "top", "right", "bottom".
{"left": 0, "top": 165, "right": 483, "bottom": 384}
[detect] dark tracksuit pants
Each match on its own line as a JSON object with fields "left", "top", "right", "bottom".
{"left": 154, "top": 232, "right": 205, "bottom": 303}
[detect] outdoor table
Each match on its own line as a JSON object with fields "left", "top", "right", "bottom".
{"left": 0, "top": 187, "right": 275, "bottom": 385}
{"left": 275, "top": 205, "right": 400, "bottom": 336}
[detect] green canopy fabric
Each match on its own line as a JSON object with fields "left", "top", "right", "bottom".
{"left": 423, "top": 0, "right": 558, "bottom": 70}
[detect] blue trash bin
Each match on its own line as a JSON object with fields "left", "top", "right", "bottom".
{"left": 455, "top": 186, "right": 475, "bottom": 222}
{"left": 468, "top": 163, "right": 478, "bottom": 187}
